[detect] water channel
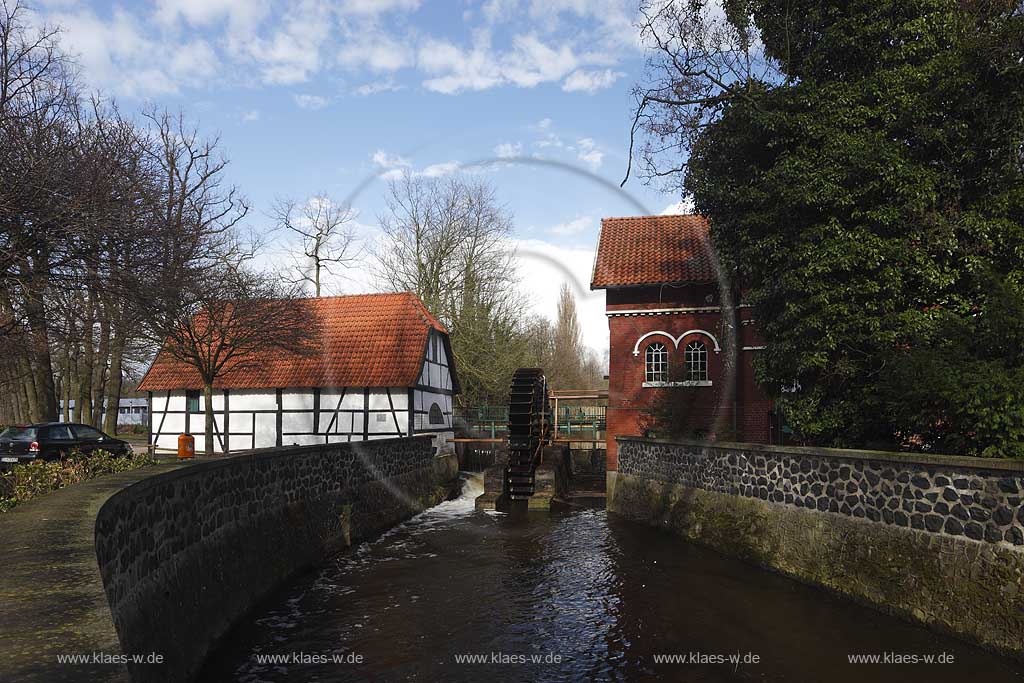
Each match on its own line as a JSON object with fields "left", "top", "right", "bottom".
{"left": 200, "top": 476, "right": 1024, "bottom": 682}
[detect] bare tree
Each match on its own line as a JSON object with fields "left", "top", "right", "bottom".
{"left": 273, "top": 193, "right": 359, "bottom": 296}
{"left": 147, "top": 266, "right": 318, "bottom": 455}
{"left": 374, "top": 172, "right": 534, "bottom": 404}
{"left": 622, "top": 0, "right": 780, "bottom": 191}
{"left": 550, "top": 283, "right": 584, "bottom": 389}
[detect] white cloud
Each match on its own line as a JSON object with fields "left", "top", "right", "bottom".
{"left": 245, "top": 0, "right": 331, "bottom": 84}
{"left": 372, "top": 149, "right": 411, "bottom": 169}
{"left": 420, "top": 161, "right": 461, "bottom": 177}
{"left": 293, "top": 93, "right": 329, "bottom": 109}
{"left": 513, "top": 238, "right": 607, "bottom": 354}
{"left": 154, "top": 0, "right": 268, "bottom": 30}
{"left": 576, "top": 138, "right": 603, "bottom": 170}
{"left": 371, "top": 151, "right": 462, "bottom": 179}
{"left": 241, "top": 109, "right": 261, "bottom": 122}
{"left": 352, "top": 79, "right": 403, "bottom": 96}
{"left": 338, "top": 26, "right": 415, "bottom": 72}
{"left": 36, "top": 0, "right": 636, "bottom": 99}
{"left": 549, "top": 215, "right": 592, "bottom": 236}
{"left": 661, "top": 198, "right": 696, "bottom": 215}
{"left": 481, "top": 0, "right": 520, "bottom": 24}
{"left": 531, "top": 118, "right": 564, "bottom": 149}
{"left": 338, "top": 0, "right": 421, "bottom": 15}
{"left": 45, "top": 8, "right": 188, "bottom": 96}
{"left": 419, "top": 31, "right": 582, "bottom": 94}
{"left": 494, "top": 142, "right": 523, "bottom": 158}
{"left": 561, "top": 68, "right": 623, "bottom": 93}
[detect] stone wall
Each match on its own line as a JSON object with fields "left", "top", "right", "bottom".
{"left": 608, "top": 437, "right": 1024, "bottom": 659}
{"left": 94, "top": 436, "right": 458, "bottom": 683}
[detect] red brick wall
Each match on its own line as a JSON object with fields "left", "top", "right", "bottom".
{"left": 604, "top": 291, "right": 773, "bottom": 470}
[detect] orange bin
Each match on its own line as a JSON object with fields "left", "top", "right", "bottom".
{"left": 177, "top": 433, "right": 195, "bottom": 460}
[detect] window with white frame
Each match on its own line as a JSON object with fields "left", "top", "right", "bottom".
{"left": 685, "top": 341, "right": 708, "bottom": 381}
{"left": 645, "top": 343, "right": 668, "bottom": 383}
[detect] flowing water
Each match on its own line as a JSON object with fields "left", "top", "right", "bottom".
{"left": 200, "top": 475, "right": 1024, "bottom": 682}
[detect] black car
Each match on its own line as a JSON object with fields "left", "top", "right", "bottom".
{"left": 0, "top": 422, "right": 132, "bottom": 469}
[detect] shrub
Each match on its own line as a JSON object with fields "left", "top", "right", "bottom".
{"left": 0, "top": 449, "right": 155, "bottom": 513}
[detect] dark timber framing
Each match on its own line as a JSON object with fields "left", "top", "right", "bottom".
{"left": 147, "top": 326, "right": 459, "bottom": 451}
{"left": 223, "top": 390, "right": 230, "bottom": 453}
{"left": 275, "top": 388, "right": 283, "bottom": 448}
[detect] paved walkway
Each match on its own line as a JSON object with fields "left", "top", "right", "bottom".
{"left": 0, "top": 462, "right": 191, "bottom": 682}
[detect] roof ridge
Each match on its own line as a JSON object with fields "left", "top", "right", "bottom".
{"left": 601, "top": 213, "right": 706, "bottom": 222}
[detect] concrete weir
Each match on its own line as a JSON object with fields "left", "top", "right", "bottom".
{"left": 0, "top": 436, "right": 459, "bottom": 683}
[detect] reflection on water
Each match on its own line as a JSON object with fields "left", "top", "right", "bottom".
{"left": 200, "top": 476, "right": 1024, "bottom": 682}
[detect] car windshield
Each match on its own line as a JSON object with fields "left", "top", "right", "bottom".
{"left": 0, "top": 426, "right": 37, "bottom": 440}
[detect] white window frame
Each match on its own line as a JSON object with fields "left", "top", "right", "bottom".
{"left": 645, "top": 342, "right": 669, "bottom": 384}
{"left": 685, "top": 340, "right": 709, "bottom": 382}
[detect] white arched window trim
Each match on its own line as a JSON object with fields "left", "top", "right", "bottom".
{"left": 636, "top": 331, "right": 717, "bottom": 388}
{"left": 631, "top": 329, "right": 721, "bottom": 356}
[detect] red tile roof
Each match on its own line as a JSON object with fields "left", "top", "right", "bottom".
{"left": 138, "top": 292, "right": 457, "bottom": 391}
{"left": 590, "top": 214, "right": 717, "bottom": 289}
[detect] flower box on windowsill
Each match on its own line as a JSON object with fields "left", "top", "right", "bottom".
{"left": 642, "top": 380, "right": 713, "bottom": 388}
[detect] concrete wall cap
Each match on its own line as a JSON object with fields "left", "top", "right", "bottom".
{"left": 615, "top": 435, "right": 1024, "bottom": 473}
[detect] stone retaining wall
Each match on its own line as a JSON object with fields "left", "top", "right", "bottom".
{"left": 94, "top": 437, "right": 458, "bottom": 683}
{"left": 608, "top": 437, "right": 1024, "bottom": 658}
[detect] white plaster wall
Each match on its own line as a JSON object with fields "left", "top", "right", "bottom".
{"left": 230, "top": 391, "right": 277, "bottom": 411}
{"left": 414, "top": 389, "right": 453, "bottom": 431}
{"left": 254, "top": 414, "right": 276, "bottom": 449}
{"left": 151, "top": 385, "right": 427, "bottom": 451}
{"left": 320, "top": 411, "right": 356, "bottom": 434}
{"left": 281, "top": 391, "right": 314, "bottom": 410}
{"left": 320, "top": 389, "right": 364, "bottom": 410}
{"left": 230, "top": 412, "right": 253, "bottom": 433}
{"left": 282, "top": 412, "right": 314, "bottom": 434}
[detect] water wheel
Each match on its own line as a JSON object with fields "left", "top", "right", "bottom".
{"left": 502, "top": 368, "right": 552, "bottom": 504}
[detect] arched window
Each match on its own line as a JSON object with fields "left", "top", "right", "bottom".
{"left": 428, "top": 403, "right": 445, "bottom": 425}
{"left": 685, "top": 341, "right": 708, "bottom": 381}
{"left": 645, "top": 343, "right": 668, "bottom": 383}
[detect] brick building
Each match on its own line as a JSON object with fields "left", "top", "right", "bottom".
{"left": 591, "top": 214, "right": 775, "bottom": 470}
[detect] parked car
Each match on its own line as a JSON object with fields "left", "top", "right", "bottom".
{"left": 0, "top": 422, "right": 132, "bottom": 469}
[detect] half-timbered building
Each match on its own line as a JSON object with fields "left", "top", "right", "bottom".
{"left": 138, "top": 292, "right": 459, "bottom": 455}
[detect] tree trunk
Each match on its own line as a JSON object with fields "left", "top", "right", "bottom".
{"left": 720, "top": 285, "right": 741, "bottom": 440}
{"left": 203, "top": 381, "right": 215, "bottom": 455}
{"left": 92, "top": 313, "right": 110, "bottom": 428}
{"left": 22, "top": 256, "right": 57, "bottom": 422}
{"left": 77, "top": 299, "right": 95, "bottom": 425}
{"left": 102, "top": 332, "right": 125, "bottom": 436}
{"left": 16, "top": 356, "right": 37, "bottom": 423}
{"left": 61, "top": 350, "right": 71, "bottom": 423}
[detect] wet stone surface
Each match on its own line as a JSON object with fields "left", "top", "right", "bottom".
{"left": 618, "top": 440, "right": 1024, "bottom": 546}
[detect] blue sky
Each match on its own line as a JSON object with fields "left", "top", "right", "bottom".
{"left": 32, "top": 0, "right": 687, "bottom": 352}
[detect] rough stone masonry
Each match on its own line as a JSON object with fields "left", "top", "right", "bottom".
{"left": 609, "top": 437, "right": 1024, "bottom": 659}
{"left": 95, "top": 436, "right": 459, "bottom": 683}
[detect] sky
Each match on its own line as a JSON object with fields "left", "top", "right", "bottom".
{"left": 29, "top": 0, "right": 688, "bottom": 355}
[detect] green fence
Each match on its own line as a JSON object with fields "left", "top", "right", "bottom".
{"left": 454, "top": 405, "right": 606, "bottom": 438}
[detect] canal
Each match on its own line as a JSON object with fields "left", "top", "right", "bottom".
{"left": 200, "top": 477, "right": 1024, "bottom": 682}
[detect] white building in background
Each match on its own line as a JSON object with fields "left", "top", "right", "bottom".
{"left": 138, "top": 292, "right": 459, "bottom": 454}
{"left": 59, "top": 398, "right": 149, "bottom": 426}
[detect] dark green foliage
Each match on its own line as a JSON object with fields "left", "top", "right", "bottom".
{"left": 684, "top": 0, "right": 1024, "bottom": 454}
